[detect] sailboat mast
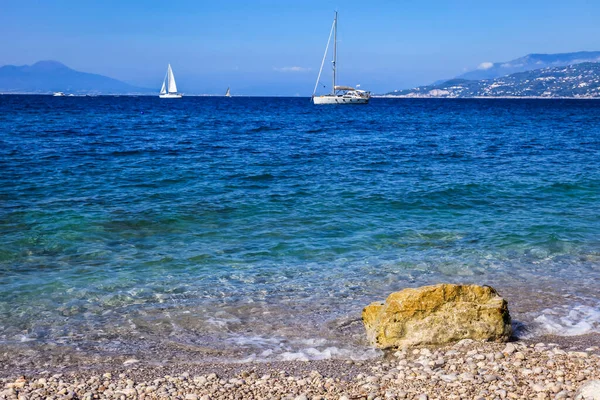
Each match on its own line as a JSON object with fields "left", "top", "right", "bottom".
{"left": 312, "top": 16, "right": 336, "bottom": 97}
{"left": 332, "top": 11, "right": 337, "bottom": 95}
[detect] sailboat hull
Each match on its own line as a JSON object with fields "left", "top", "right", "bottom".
{"left": 159, "top": 93, "right": 183, "bottom": 99}
{"left": 312, "top": 95, "right": 369, "bottom": 105}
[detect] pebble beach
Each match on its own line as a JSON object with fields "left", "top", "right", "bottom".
{"left": 2, "top": 337, "right": 600, "bottom": 399}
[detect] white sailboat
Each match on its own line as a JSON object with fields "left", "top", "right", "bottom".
{"left": 225, "top": 87, "right": 231, "bottom": 97}
{"left": 53, "top": 92, "right": 65, "bottom": 97}
{"left": 159, "top": 64, "right": 182, "bottom": 98}
{"left": 312, "top": 12, "right": 370, "bottom": 105}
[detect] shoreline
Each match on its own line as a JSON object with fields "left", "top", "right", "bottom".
{"left": 374, "top": 95, "right": 600, "bottom": 99}
{"left": 1, "top": 335, "right": 599, "bottom": 398}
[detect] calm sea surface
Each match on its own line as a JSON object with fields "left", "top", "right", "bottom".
{"left": 1, "top": 96, "right": 599, "bottom": 362}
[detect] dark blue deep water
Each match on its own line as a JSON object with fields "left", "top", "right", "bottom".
{"left": 1, "top": 96, "right": 599, "bottom": 361}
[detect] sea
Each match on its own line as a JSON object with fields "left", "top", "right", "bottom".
{"left": 1, "top": 95, "right": 599, "bottom": 364}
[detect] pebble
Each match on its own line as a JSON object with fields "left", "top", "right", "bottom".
{"left": 575, "top": 380, "right": 600, "bottom": 399}
{"left": 441, "top": 374, "right": 458, "bottom": 382}
{"left": 503, "top": 343, "right": 517, "bottom": 354}
{"left": 532, "top": 383, "right": 545, "bottom": 392}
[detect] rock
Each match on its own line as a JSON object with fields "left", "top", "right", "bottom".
{"left": 576, "top": 380, "right": 600, "bottom": 399}
{"left": 123, "top": 359, "right": 140, "bottom": 366}
{"left": 362, "top": 284, "right": 511, "bottom": 348}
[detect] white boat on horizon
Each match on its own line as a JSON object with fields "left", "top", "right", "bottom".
{"left": 312, "top": 12, "right": 370, "bottom": 105}
{"left": 225, "top": 87, "right": 231, "bottom": 97}
{"left": 53, "top": 92, "right": 65, "bottom": 97}
{"left": 159, "top": 64, "right": 182, "bottom": 98}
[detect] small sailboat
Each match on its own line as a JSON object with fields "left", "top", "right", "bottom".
{"left": 159, "top": 64, "right": 182, "bottom": 98}
{"left": 225, "top": 87, "right": 231, "bottom": 97}
{"left": 53, "top": 92, "right": 65, "bottom": 97}
{"left": 312, "top": 12, "right": 370, "bottom": 104}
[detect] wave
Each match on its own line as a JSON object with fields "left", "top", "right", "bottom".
{"left": 518, "top": 304, "right": 600, "bottom": 338}
{"left": 246, "top": 125, "right": 281, "bottom": 133}
{"left": 539, "top": 181, "right": 600, "bottom": 193}
{"left": 233, "top": 336, "right": 383, "bottom": 362}
{"left": 242, "top": 173, "right": 275, "bottom": 182}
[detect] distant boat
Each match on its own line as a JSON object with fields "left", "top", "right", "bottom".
{"left": 53, "top": 92, "right": 65, "bottom": 97}
{"left": 312, "top": 12, "right": 370, "bottom": 105}
{"left": 159, "top": 64, "right": 182, "bottom": 98}
{"left": 225, "top": 87, "right": 231, "bottom": 97}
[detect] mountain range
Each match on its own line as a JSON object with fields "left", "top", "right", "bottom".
{"left": 386, "top": 62, "right": 600, "bottom": 98}
{"left": 4, "top": 52, "right": 600, "bottom": 97}
{"left": 391, "top": 51, "right": 600, "bottom": 96}
{"left": 455, "top": 51, "right": 600, "bottom": 81}
{"left": 0, "top": 61, "right": 152, "bottom": 94}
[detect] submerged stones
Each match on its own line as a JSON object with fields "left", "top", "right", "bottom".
{"left": 362, "top": 284, "right": 511, "bottom": 348}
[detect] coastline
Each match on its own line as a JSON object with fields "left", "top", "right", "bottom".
{"left": 374, "top": 95, "right": 600, "bottom": 99}
{"left": 2, "top": 336, "right": 599, "bottom": 399}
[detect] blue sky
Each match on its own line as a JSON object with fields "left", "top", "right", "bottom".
{"left": 1, "top": 0, "right": 600, "bottom": 95}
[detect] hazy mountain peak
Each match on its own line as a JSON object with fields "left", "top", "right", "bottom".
{"left": 30, "top": 60, "right": 70, "bottom": 70}
{"left": 456, "top": 51, "right": 600, "bottom": 81}
{"left": 0, "top": 60, "right": 152, "bottom": 94}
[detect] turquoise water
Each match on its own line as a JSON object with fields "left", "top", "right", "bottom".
{"left": 1, "top": 96, "right": 599, "bottom": 361}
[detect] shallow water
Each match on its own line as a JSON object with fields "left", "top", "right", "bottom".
{"left": 1, "top": 96, "right": 599, "bottom": 362}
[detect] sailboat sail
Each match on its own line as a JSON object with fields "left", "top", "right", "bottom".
{"left": 159, "top": 64, "right": 182, "bottom": 98}
{"left": 225, "top": 87, "right": 231, "bottom": 97}
{"left": 167, "top": 64, "right": 178, "bottom": 93}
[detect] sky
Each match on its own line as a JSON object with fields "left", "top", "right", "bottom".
{"left": 1, "top": 0, "right": 600, "bottom": 95}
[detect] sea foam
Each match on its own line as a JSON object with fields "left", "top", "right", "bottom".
{"left": 530, "top": 304, "right": 600, "bottom": 337}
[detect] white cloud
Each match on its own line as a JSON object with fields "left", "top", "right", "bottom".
{"left": 273, "top": 66, "right": 311, "bottom": 72}
{"left": 477, "top": 62, "right": 494, "bottom": 70}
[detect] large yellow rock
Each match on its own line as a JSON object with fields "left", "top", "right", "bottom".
{"left": 362, "top": 284, "right": 511, "bottom": 348}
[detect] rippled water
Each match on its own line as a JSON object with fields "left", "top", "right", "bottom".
{"left": 1, "top": 95, "right": 599, "bottom": 362}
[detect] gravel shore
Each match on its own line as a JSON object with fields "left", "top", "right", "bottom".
{"left": 1, "top": 338, "right": 600, "bottom": 399}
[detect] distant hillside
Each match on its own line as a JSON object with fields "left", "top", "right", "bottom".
{"left": 386, "top": 62, "right": 600, "bottom": 98}
{"left": 0, "top": 61, "right": 153, "bottom": 94}
{"left": 456, "top": 51, "right": 600, "bottom": 81}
